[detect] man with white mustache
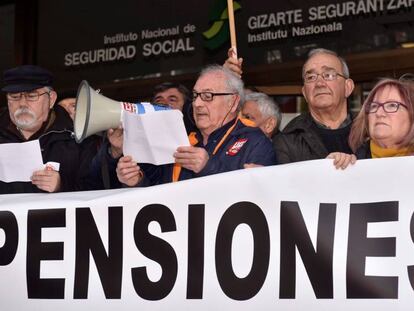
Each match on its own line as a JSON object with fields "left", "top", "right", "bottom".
{"left": 0, "top": 65, "right": 96, "bottom": 193}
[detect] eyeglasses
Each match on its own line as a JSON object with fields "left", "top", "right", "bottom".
{"left": 192, "top": 91, "right": 235, "bottom": 102}
{"left": 365, "top": 101, "right": 408, "bottom": 114}
{"left": 7, "top": 91, "right": 50, "bottom": 102}
{"left": 303, "top": 71, "right": 347, "bottom": 83}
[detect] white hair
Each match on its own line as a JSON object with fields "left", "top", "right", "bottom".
{"left": 303, "top": 48, "right": 350, "bottom": 78}
{"left": 244, "top": 92, "right": 282, "bottom": 130}
{"left": 199, "top": 64, "right": 245, "bottom": 107}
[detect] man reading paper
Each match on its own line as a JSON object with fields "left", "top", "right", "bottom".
{"left": 0, "top": 65, "right": 96, "bottom": 193}
{"left": 115, "top": 65, "right": 277, "bottom": 187}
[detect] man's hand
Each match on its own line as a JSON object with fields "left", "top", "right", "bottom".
{"left": 174, "top": 146, "right": 209, "bottom": 173}
{"left": 31, "top": 169, "right": 61, "bottom": 192}
{"left": 107, "top": 127, "right": 123, "bottom": 158}
{"left": 327, "top": 152, "right": 357, "bottom": 169}
{"left": 223, "top": 47, "right": 243, "bottom": 78}
{"left": 116, "top": 156, "right": 143, "bottom": 187}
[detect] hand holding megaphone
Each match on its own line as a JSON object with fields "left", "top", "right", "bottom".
{"left": 74, "top": 80, "right": 170, "bottom": 143}
{"left": 107, "top": 126, "right": 123, "bottom": 159}
{"left": 74, "top": 80, "right": 188, "bottom": 166}
{"left": 116, "top": 155, "right": 144, "bottom": 187}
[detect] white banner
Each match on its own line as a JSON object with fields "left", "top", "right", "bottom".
{"left": 0, "top": 157, "right": 414, "bottom": 310}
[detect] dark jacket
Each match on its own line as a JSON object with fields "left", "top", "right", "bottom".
{"left": 89, "top": 117, "right": 277, "bottom": 188}
{"left": 272, "top": 112, "right": 352, "bottom": 164}
{"left": 0, "top": 106, "right": 97, "bottom": 194}
{"left": 355, "top": 142, "right": 371, "bottom": 159}
{"left": 87, "top": 138, "right": 123, "bottom": 190}
{"left": 273, "top": 113, "right": 329, "bottom": 164}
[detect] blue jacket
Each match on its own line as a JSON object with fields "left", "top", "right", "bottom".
{"left": 88, "top": 117, "right": 277, "bottom": 188}
{"left": 140, "top": 117, "right": 277, "bottom": 185}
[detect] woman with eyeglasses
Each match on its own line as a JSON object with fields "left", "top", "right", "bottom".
{"left": 328, "top": 77, "right": 414, "bottom": 168}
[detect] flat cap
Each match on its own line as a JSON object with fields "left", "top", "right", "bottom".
{"left": 2, "top": 65, "right": 53, "bottom": 93}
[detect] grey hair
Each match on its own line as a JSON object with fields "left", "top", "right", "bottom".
{"left": 303, "top": 48, "right": 350, "bottom": 78}
{"left": 244, "top": 92, "right": 282, "bottom": 130}
{"left": 199, "top": 64, "right": 245, "bottom": 108}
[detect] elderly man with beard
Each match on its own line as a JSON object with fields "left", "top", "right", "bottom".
{"left": 115, "top": 64, "right": 277, "bottom": 187}
{"left": 0, "top": 65, "right": 96, "bottom": 193}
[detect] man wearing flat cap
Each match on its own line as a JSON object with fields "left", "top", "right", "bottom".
{"left": 0, "top": 65, "right": 96, "bottom": 193}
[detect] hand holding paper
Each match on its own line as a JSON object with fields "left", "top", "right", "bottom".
{"left": 31, "top": 169, "right": 61, "bottom": 193}
{"left": 174, "top": 146, "right": 209, "bottom": 173}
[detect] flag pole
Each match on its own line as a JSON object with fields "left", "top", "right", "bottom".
{"left": 227, "top": 0, "right": 238, "bottom": 59}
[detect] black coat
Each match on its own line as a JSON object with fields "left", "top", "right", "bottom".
{"left": 272, "top": 113, "right": 330, "bottom": 164}
{"left": 273, "top": 112, "right": 354, "bottom": 164}
{"left": 0, "top": 106, "right": 97, "bottom": 194}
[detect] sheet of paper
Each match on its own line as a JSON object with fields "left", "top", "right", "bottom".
{"left": 123, "top": 109, "right": 190, "bottom": 165}
{"left": 0, "top": 140, "right": 44, "bottom": 182}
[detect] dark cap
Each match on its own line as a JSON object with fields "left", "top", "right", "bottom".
{"left": 2, "top": 65, "right": 54, "bottom": 93}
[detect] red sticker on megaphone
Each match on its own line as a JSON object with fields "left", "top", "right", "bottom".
{"left": 122, "top": 102, "right": 138, "bottom": 113}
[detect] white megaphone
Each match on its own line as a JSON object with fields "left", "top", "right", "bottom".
{"left": 74, "top": 80, "right": 171, "bottom": 143}
{"left": 74, "top": 80, "right": 123, "bottom": 143}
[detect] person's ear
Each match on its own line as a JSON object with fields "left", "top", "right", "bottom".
{"left": 49, "top": 90, "right": 58, "bottom": 109}
{"left": 345, "top": 78, "right": 355, "bottom": 98}
{"left": 264, "top": 117, "right": 277, "bottom": 137}
{"left": 302, "top": 85, "right": 309, "bottom": 103}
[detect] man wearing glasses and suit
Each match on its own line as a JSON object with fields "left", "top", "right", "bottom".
{"left": 115, "top": 64, "right": 277, "bottom": 187}
{"left": 0, "top": 65, "right": 96, "bottom": 193}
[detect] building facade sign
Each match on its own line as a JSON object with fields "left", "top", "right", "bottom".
{"left": 36, "top": 0, "right": 414, "bottom": 88}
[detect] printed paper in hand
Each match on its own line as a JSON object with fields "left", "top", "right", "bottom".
{"left": 123, "top": 109, "right": 190, "bottom": 165}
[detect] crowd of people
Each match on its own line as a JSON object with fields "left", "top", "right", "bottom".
{"left": 0, "top": 47, "right": 413, "bottom": 194}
